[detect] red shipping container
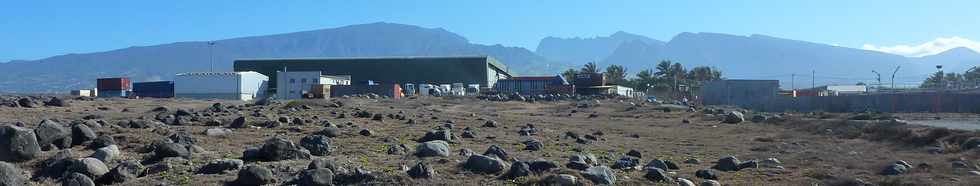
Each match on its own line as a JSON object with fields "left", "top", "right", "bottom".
{"left": 97, "top": 77, "right": 131, "bottom": 90}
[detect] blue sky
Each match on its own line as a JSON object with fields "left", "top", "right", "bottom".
{"left": 2, "top": 0, "right": 979, "bottom": 61}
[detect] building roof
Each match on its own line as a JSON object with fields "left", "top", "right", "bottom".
{"left": 176, "top": 71, "right": 261, "bottom": 76}
{"left": 510, "top": 76, "right": 559, "bottom": 81}
{"left": 236, "top": 55, "right": 510, "bottom": 77}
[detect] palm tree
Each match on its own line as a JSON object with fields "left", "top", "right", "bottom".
{"left": 654, "top": 60, "right": 672, "bottom": 77}
{"left": 561, "top": 68, "right": 579, "bottom": 84}
{"left": 581, "top": 62, "right": 600, "bottom": 74}
{"left": 605, "top": 65, "right": 627, "bottom": 85}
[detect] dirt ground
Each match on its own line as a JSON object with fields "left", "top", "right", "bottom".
{"left": 2, "top": 96, "right": 980, "bottom": 185}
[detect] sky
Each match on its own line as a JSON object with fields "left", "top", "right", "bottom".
{"left": 2, "top": 0, "right": 980, "bottom": 61}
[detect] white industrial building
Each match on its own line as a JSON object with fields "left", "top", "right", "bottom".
{"left": 174, "top": 71, "right": 268, "bottom": 101}
{"left": 276, "top": 71, "right": 351, "bottom": 99}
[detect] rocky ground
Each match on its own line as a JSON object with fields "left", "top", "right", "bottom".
{"left": 1, "top": 95, "right": 980, "bottom": 186}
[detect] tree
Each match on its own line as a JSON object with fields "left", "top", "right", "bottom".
{"left": 965, "top": 67, "right": 980, "bottom": 87}
{"left": 654, "top": 60, "right": 672, "bottom": 77}
{"left": 605, "top": 65, "right": 627, "bottom": 85}
{"left": 561, "top": 68, "right": 579, "bottom": 84}
{"left": 581, "top": 62, "right": 600, "bottom": 74}
{"left": 920, "top": 71, "right": 945, "bottom": 89}
{"left": 631, "top": 69, "right": 658, "bottom": 91}
{"left": 686, "top": 66, "right": 722, "bottom": 82}
{"left": 945, "top": 72, "right": 965, "bottom": 89}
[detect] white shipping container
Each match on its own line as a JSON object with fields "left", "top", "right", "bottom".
{"left": 174, "top": 71, "right": 268, "bottom": 101}
{"left": 71, "top": 90, "right": 92, "bottom": 97}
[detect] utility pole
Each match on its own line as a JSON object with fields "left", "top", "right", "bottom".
{"left": 208, "top": 41, "right": 215, "bottom": 72}
{"left": 872, "top": 70, "right": 882, "bottom": 88}
{"left": 791, "top": 73, "right": 796, "bottom": 90}
{"left": 811, "top": 70, "right": 815, "bottom": 88}
{"left": 891, "top": 66, "right": 900, "bottom": 91}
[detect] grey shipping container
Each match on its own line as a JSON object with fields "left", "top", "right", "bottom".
{"left": 493, "top": 76, "right": 566, "bottom": 95}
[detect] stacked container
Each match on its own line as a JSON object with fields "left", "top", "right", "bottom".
{"left": 97, "top": 77, "right": 130, "bottom": 98}
{"left": 133, "top": 81, "right": 175, "bottom": 98}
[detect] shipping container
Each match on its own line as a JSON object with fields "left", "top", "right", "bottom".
{"left": 310, "top": 84, "right": 331, "bottom": 99}
{"left": 96, "top": 90, "right": 127, "bottom": 98}
{"left": 494, "top": 76, "right": 567, "bottom": 95}
{"left": 97, "top": 77, "right": 131, "bottom": 90}
{"left": 174, "top": 71, "right": 268, "bottom": 101}
{"left": 133, "top": 81, "right": 175, "bottom": 98}
{"left": 70, "top": 90, "right": 93, "bottom": 97}
{"left": 574, "top": 73, "right": 606, "bottom": 87}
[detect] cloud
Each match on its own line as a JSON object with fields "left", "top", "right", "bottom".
{"left": 862, "top": 37, "right": 980, "bottom": 57}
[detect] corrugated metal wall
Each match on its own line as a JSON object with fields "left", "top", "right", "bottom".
{"left": 494, "top": 79, "right": 551, "bottom": 95}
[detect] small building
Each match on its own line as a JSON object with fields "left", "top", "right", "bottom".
{"left": 574, "top": 73, "right": 606, "bottom": 87}
{"left": 133, "top": 81, "right": 174, "bottom": 98}
{"left": 826, "top": 85, "right": 868, "bottom": 95}
{"left": 792, "top": 85, "right": 869, "bottom": 97}
{"left": 275, "top": 71, "right": 351, "bottom": 99}
{"left": 577, "top": 85, "right": 642, "bottom": 98}
{"left": 174, "top": 71, "right": 268, "bottom": 101}
{"left": 493, "top": 75, "right": 568, "bottom": 95}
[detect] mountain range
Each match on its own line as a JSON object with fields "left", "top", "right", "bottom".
{"left": 1, "top": 22, "right": 979, "bottom": 93}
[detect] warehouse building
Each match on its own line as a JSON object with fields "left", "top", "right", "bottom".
{"left": 233, "top": 56, "right": 512, "bottom": 94}
{"left": 174, "top": 71, "right": 269, "bottom": 101}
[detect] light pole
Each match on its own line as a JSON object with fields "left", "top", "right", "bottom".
{"left": 872, "top": 70, "right": 881, "bottom": 88}
{"left": 890, "top": 66, "right": 900, "bottom": 91}
{"left": 208, "top": 41, "right": 215, "bottom": 72}
{"left": 936, "top": 65, "right": 943, "bottom": 89}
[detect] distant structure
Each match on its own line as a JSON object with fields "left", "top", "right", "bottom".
{"left": 233, "top": 56, "right": 512, "bottom": 94}
{"left": 700, "top": 80, "right": 780, "bottom": 109}
{"left": 96, "top": 77, "right": 131, "bottom": 98}
{"left": 493, "top": 75, "right": 569, "bottom": 95}
{"left": 276, "top": 71, "right": 351, "bottom": 99}
{"left": 132, "top": 81, "right": 175, "bottom": 98}
{"left": 174, "top": 71, "right": 268, "bottom": 101}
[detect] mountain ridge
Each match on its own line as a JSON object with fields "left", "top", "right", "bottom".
{"left": 3, "top": 22, "right": 979, "bottom": 92}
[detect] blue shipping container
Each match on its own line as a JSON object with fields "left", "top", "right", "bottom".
{"left": 97, "top": 90, "right": 127, "bottom": 98}
{"left": 133, "top": 81, "right": 174, "bottom": 98}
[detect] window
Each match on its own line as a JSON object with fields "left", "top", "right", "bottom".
{"left": 290, "top": 79, "right": 295, "bottom": 83}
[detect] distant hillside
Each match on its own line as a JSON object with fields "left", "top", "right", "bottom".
{"left": 595, "top": 32, "right": 968, "bottom": 87}
{"left": 911, "top": 47, "right": 980, "bottom": 72}
{"left": 535, "top": 31, "right": 663, "bottom": 64}
{"left": 0, "top": 23, "right": 557, "bottom": 93}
